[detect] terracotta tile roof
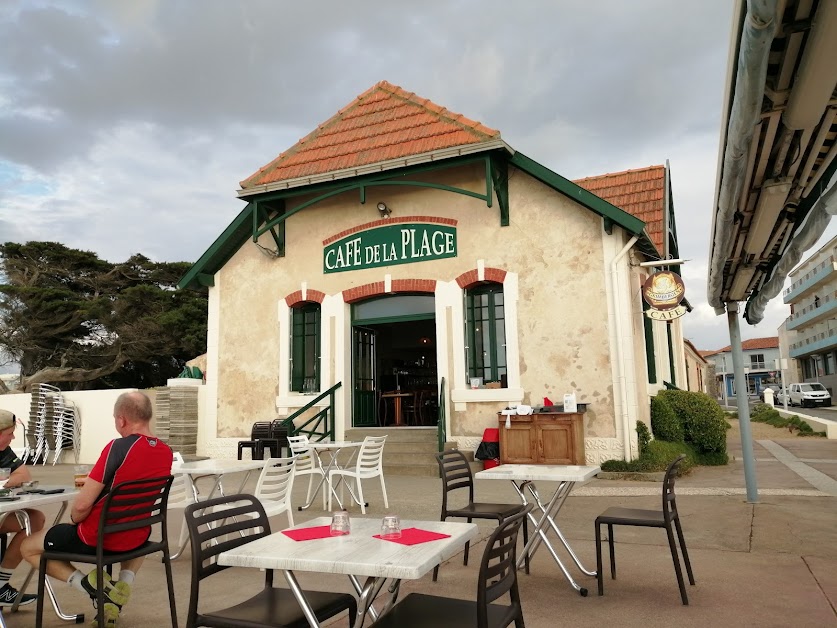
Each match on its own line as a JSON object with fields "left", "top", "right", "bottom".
{"left": 702, "top": 336, "right": 780, "bottom": 356}
{"left": 573, "top": 165, "right": 666, "bottom": 254}
{"left": 240, "top": 80, "right": 500, "bottom": 189}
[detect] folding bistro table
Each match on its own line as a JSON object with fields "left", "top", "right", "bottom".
{"left": 475, "top": 463, "right": 600, "bottom": 596}
{"left": 0, "top": 488, "right": 80, "bottom": 621}
{"left": 218, "top": 516, "right": 478, "bottom": 628}
{"left": 297, "top": 441, "right": 363, "bottom": 511}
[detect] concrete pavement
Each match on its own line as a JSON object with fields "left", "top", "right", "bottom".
{"left": 7, "top": 423, "right": 837, "bottom": 627}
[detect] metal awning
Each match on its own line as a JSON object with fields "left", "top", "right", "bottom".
{"left": 708, "top": 0, "right": 837, "bottom": 324}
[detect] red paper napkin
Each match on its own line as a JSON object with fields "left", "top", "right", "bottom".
{"left": 373, "top": 527, "right": 451, "bottom": 545}
{"left": 281, "top": 525, "right": 334, "bottom": 541}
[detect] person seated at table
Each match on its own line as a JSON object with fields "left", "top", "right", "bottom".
{"left": 0, "top": 409, "right": 45, "bottom": 607}
{"left": 21, "top": 392, "right": 172, "bottom": 625}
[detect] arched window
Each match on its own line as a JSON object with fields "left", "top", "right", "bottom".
{"left": 464, "top": 282, "right": 507, "bottom": 387}
{"left": 290, "top": 302, "right": 320, "bottom": 393}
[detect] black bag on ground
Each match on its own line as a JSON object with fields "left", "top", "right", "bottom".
{"left": 474, "top": 441, "right": 500, "bottom": 460}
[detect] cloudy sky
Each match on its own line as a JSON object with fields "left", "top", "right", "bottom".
{"left": 2, "top": 0, "right": 834, "bottom": 352}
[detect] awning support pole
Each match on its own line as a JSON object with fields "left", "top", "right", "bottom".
{"left": 727, "top": 302, "right": 759, "bottom": 502}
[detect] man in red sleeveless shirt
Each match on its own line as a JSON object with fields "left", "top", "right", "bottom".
{"left": 22, "top": 391, "right": 173, "bottom": 626}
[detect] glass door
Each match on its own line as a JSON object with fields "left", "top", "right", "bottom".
{"left": 353, "top": 326, "right": 377, "bottom": 427}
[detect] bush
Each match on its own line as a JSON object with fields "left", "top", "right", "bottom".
{"left": 650, "top": 396, "right": 683, "bottom": 442}
{"left": 695, "top": 451, "right": 729, "bottom": 466}
{"left": 657, "top": 390, "right": 728, "bottom": 454}
{"left": 749, "top": 403, "right": 823, "bottom": 436}
{"left": 636, "top": 420, "right": 651, "bottom": 454}
{"left": 601, "top": 440, "right": 696, "bottom": 474}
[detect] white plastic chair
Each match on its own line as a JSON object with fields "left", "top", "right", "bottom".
{"left": 328, "top": 435, "right": 388, "bottom": 514}
{"left": 287, "top": 435, "right": 326, "bottom": 510}
{"left": 253, "top": 457, "right": 296, "bottom": 527}
{"left": 167, "top": 455, "right": 197, "bottom": 560}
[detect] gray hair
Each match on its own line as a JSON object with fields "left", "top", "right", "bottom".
{"left": 114, "top": 392, "right": 153, "bottom": 423}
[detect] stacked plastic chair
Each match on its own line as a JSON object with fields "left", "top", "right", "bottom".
{"left": 23, "top": 384, "right": 60, "bottom": 464}
{"left": 52, "top": 399, "right": 80, "bottom": 465}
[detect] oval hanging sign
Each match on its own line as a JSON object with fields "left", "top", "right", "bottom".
{"left": 323, "top": 223, "right": 457, "bottom": 274}
{"left": 642, "top": 271, "right": 686, "bottom": 311}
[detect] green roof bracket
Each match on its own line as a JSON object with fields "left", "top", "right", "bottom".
{"left": 254, "top": 199, "right": 286, "bottom": 257}
{"left": 603, "top": 217, "right": 614, "bottom": 235}
{"left": 359, "top": 185, "right": 367, "bottom": 205}
{"left": 197, "top": 273, "right": 215, "bottom": 287}
{"left": 490, "top": 155, "right": 509, "bottom": 226}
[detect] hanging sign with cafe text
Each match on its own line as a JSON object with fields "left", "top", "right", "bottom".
{"left": 643, "top": 271, "right": 687, "bottom": 320}
{"left": 324, "top": 223, "right": 457, "bottom": 274}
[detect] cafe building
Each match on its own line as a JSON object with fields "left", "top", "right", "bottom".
{"left": 179, "top": 80, "right": 687, "bottom": 465}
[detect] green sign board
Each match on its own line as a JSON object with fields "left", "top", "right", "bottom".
{"left": 324, "top": 223, "right": 457, "bottom": 274}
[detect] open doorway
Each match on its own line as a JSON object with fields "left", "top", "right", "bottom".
{"left": 351, "top": 296, "right": 438, "bottom": 427}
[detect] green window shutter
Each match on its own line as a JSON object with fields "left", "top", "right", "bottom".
{"left": 643, "top": 300, "right": 657, "bottom": 384}
{"left": 667, "top": 322, "right": 676, "bottom": 387}
{"left": 464, "top": 283, "right": 507, "bottom": 386}
{"left": 291, "top": 303, "right": 320, "bottom": 392}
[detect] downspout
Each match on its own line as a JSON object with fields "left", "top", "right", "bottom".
{"left": 611, "top": 235, "right": 640, "bottom": 461}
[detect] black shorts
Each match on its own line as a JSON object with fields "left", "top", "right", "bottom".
{"left": 44, "top": 523, "right": 96, "bottom": 555}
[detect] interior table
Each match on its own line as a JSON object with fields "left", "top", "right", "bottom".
{"left": 380, "top": 392, "right": 413, "bottom": 426}
{"left": 170, "top": 458, "right": 267, "bottom": 558}
{"left": 475, "top": 463, "right": 600, "bottom": 596}
{"left": 298, "top": 441, "right": 363, "bottom": 511}
{"left": 0, "top": 488, "right": 80, "bottom": 621}
{"left": 218, "top": 516, "right": 478, "bottom": 628}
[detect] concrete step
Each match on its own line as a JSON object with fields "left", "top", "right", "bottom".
{"left": 346, "top": 427, "right": 441, "bottom": 476}
{"left": 382, "top": 461, "right": 441, "bottom": 477}
{"left": 345, "top": 427, "right": 438, "bottom": 443}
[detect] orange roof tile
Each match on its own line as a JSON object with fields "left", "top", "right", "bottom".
{"left": 573, "top": 166, "right": 666, "bottom": 254}
{"left": 240, "top": 81, "right": 500, "bottom": 189}
{"left": 702, "top": 337, "right": 780, "bottom": 356}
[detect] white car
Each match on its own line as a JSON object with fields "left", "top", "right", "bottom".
{"left": 774, "top": 387, "right": 789, "bottom": 406}
{"left": 787, "top": 383, "right": 831, "bottom": 408}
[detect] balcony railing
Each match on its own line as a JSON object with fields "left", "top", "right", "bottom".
{"left": 784, "top": 256, "right": 836, "bottom": 303}
{"left": 790, "top": 326, "right": 837, "bottom": 358}
{"left": 749, "top": 361, "right": 767, "bottom": 369}
{"left": 786, "top": 288, "right": 837, "bottom": 330}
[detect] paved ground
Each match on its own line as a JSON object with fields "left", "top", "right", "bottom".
{"left": 5, "top": 420, "right": 837, "bottom": 628}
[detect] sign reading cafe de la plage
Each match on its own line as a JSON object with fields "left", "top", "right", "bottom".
{"left": 324, "top": 223, "right": 457, "bottom": 274}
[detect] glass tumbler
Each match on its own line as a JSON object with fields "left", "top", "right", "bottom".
{"left": 380, "top": 515, "right": 402, "bottom": 540}
{"left": 330, "top": 510, "right": 351, "bottom": 536}
{"left": 0, "top": 468, "right": 10, "bottom": 489}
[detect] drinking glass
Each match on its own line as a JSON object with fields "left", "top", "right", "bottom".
{"left": 74, "top": 465, "right": 90, "bottom": 489}
{"left": 330, "top": 511, "right": 351, "bottom": 536}
{"left": 380, "top": 514, "right": 401, "bottom": 540}
{"left": 0, "top": 468, "right": 10, "bottom": 489}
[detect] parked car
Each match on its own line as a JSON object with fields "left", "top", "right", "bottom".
{"left": 758, "top": 385, "right": 780, "bottom": 402}
{"left": 787, "top": 383, "right": 832, "bottom": 408}
{"left": 774, "top": 387, "right": 789, "bottom": 406}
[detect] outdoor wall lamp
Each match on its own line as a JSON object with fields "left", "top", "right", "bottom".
{"left": 377, "top": 202, "right": 392, "bottom": 218}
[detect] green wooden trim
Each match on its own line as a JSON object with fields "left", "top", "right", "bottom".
{"left": 490, "top": 156, "right": 509, "bottom": 226}
{"left": 197, "top": 273, "right": 215, "bottom": 287}
{"left": 437, "top": 376, "right": 447, "bottom": 452}
{"left": 643, "top": 300, "right": 657, "bottom": 384}
{"left": 603, "top": 217, "right": 614, "bottom": 235}
{"left": 255, "top": 199, "right": 286, "bottom": 256}
{"left": 509, "top": 152, "right": 646, "bottom": 236}
{"left": 666, "top": 322, "right": 676, "bottom": 387}
{"left": 352, "top": 313, "right": 435, "bottom": 326}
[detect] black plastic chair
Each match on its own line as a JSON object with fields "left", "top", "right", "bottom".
{"left": 433, "top": 449, "right": 528, "bottom": 581}
{"left": 237, "top": 421, "right": 272, "bottom": 460}
{"left": 35, "top": 475, "right": 178, "bottom": 627}
{"left": 184, "top": 493, "right": 357, "bottom": 628}
{"left": 257, "top": 419, "right": 290, "bottom": 458}
{"left": 595, "top": 453, "right": 695, "bottom": 605}
{"left": 374, "top": 504, "right": 531, "bottom": 628}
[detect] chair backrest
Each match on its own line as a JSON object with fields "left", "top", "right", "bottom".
{"left": 250, "top": 421, "right": 272, "bottom": 440}
{"left": 95, "top": 475, "right": 174, "bottom": 556}
{"left": 269, "top": 419, "right": 290, "bottom": 440}
{"left": 477, "top": 504, "right": 531, "bottom": 628}
{"left": 435, "top": 450, "right": 475, "bottom": 514}
{"left": 355, "top": 436, "right": 387, "bottom": 472}
{"left": 662, "top": 454, "right": 687, "bottom": 517}
{"left": 287, "top": 435, "right": 318, "bottom": 472}
{"left": 184, "top": 494, "right": 272, "bottom": 623}
{"left": 255, "top": 457, "right": 296, "bottom": 504}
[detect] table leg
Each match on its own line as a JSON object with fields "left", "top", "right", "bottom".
{"left": 298, "top": 453, "right": 331, "bottom": 511}
{"left": 349, "top": 575, "right": 397, "bottom": 628}
{"left": 394, "top": 397, "right": 402, "bottom": 426}
{"left": 511, "top": 480, "right": 594, "bottom": 596}
{"left": 12, "top": 503, "right": 84, "bottom": 621}
{"left": 283, "top": 569, "right": 321, "bottom": 627}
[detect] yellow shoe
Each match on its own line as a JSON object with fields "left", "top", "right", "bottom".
{"left": 90, "top": 602, "right": 120, "bottom": 628}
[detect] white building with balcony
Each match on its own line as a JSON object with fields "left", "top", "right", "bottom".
{"left": 703, "top": 337, "right": 780, "bottom": 399}
{"left": 784, "top": 235, "right": 837, "bottom": 396}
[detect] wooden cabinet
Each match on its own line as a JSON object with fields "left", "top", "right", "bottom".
{"left": 498, "top": 412, "right": 586, "bottom": 465}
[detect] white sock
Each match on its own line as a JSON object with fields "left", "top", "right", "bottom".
{"left": 67, "top": 570, "right": 86, "bottom": 592}
{"left": 118, "top": 570, "right": 135, "bottom": 585}
{"left": 0, "top": 568, "right": 12, "bottom": 584}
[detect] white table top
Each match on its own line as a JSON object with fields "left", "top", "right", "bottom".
{"left": 475, "top": 464, "right": 600, "bottom": 482}
{"left": 218, "top": 516, "right": 478, "bottom": 579}
{"left": 306, "top": 441, "right": 362, "bottom": 450}
{"left": 172, "top": 458, "right": 267, "bottom": 476}
{"left": 0, "top": 488, "right": 77, "bottom": 514}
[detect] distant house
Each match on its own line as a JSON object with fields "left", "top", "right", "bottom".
{"left": 702, "top": 337, "right": 780, "bottom": 398}
{"left": 683, "top": 340, "right": 707, "bottom": 393}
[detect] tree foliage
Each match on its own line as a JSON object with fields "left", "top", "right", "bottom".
{"left": 0, "top": 241, "right": 207, "bottom": 392}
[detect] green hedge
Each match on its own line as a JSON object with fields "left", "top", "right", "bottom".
{"left": 650, "top": 395, "right": 683, "bottom": 442}
{"left": 657, "top": 390, "right": 728, "bottom": 454}
{"left": 749, "top": 403, "right": 823, "bottom": 436}
{"left": 600, "top": 440, "right": 696, "bottom": 473}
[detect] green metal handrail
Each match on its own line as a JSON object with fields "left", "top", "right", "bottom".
{"left": 280, "top": 382, "right": 342, "bottom": 442}
{"left": 437, "top": 377, "right": 447, "bottom": 452}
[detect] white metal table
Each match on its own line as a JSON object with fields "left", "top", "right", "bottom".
{"left": 170, "top": 458, "right": 267, "bottom": 558}
{"left": 298, "top": 441, "right": 363, "bottom": 511}
{"left": 475, "top": 463, "right": 600, "bottom": 596}
{"left": 218, "top": 516, "right": 478, "bottom": 628}
{"left": 0, "top": 487, "right": 80, "bottom": 621}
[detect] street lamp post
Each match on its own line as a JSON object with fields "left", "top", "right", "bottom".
{"left": 722, "top": 356, "right": 729, "bottom": 407}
